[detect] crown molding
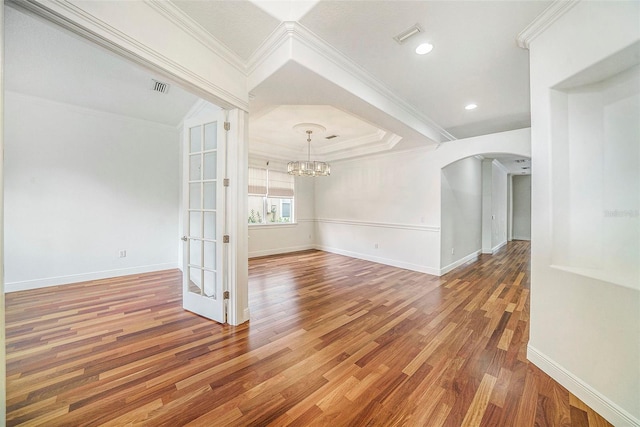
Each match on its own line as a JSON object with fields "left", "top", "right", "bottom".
{"left": 291, "top": 23, "right": 457, "bottom": 143}
{"left": 15, "top": 0, "right": 249, "bottom": 110}
{"left": 312, "top": 130, "right": 385, "bottom": 155}
{"left": 247, "top": 21, "right": 456, "bottom": 143}
{"left": 144, "top": 0, "right": 246, "bottom": 72}
{"left": 321, "top": 133, "right": 403, "bottom": 162}
{"left": 246, "top": 22, "right": 293, "bottom": 74}
{"left": 24, "top": 0, "right": 456, "bottom": 145}
{"left": 517, "top": 0, "right": 581, "bottom": 49}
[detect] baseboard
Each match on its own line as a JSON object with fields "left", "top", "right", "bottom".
{"left": 5, "top": 262, "right": 179, "bottom": 293}
{"left": 482, "top": 240, "right": 508, "bottom": 254}
{"left": 512, "top": 235, "right": 531, "bottom": 241}
{"left": 248, "top": 244, "right": 315, "bottom": 259}
{"left": 492, "top": 240, "right": 507, "bottom": 253}
{"left": 440, "top": 250, "right": 481, "bottom": 275}
{"left": 527, "top": 345, "right": 640, "bottom": 427}
{"left": 315, "top": 244, "right": 440, "bottom": 276}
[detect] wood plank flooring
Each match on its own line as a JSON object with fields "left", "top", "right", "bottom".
{"left": 5, "top": 241, "right": 612, "bottom": 426}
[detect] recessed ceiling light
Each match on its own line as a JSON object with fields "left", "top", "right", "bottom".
{"left": 465, "top": 103, "right": 478, "bottom": 110}
{"left": 415, "top": 42, "right": 434, "bottom": 55}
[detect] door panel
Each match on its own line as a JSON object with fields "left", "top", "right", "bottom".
{"left": 182, "top": 111, "right": 225, "bottom": 322}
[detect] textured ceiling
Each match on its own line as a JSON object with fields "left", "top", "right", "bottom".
{"left": 5, "top": 0, "right": 552, "bottom": 160}
{"left": 298, "top": 0, "right": 550, "bottom": 139}
{"left": 4, "top": 7, "right": 198, "bottom": 127}
{"left": 250, "top": 105, "right": 401, "bottom": 161}
{"left": 494, "top": 156, "right": 532, "bottom": 176}
{"left": 172, "top": 0, "right": 281, "bottom": 60}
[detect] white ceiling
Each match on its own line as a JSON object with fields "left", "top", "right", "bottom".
{"left": 298, "top": 1, "right": 548, "bottom": 138}
{"left": 493, "top": 156, "right": 532, "bottom": 175}
{"left": 5, "top": 0, "right": 551, "bottom": 161}
{"left": 4, "top": 7, "right": 199, "bottom": 127}
{"left": 172, "top": 0, "right": 281, "bottom": 60}
{"left": 250, "top": 105, "right": 401, "bottom": 161}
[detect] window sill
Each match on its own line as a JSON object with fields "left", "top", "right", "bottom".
{"left": 248, "top": 223, "right": 298, "bottom": 229}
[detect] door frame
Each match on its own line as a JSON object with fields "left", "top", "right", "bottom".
{"left": 2, "top": 1, "right": 250, "bottom": 324}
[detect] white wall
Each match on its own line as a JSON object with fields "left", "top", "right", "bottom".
{"left": 0, "top": 4, "right": 6, "bottom": 419}
{"left": 512, "top": 175, "right": 531, "bottom": 240}
{"left": 482, "top": 159, "right": 509, "bottom": 253}
{"left": 248, "top": 159, "right": 316, "bottom": 257}
{"left": 4, "top": 91, "right": 181, "bottom": 291}
{"left": 440, "top": 157, "right": 482, "bottom": 273}
{"left": 314, "top": 128, "right": 531, "bottom": 276}
{"left": 314, "top": 148, "right": 442, "bottom": 274}
{"left": 527, "top": 2, "right": 640, "bottom": 425}
{"left": 491, "top": 161, "right": 508, "bottom": 251}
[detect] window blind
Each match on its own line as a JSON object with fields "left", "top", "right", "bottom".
{"left": 247, "top": 168, "right": 294, "bottom": 197}
{"left": 268, "top": 170, "right": 295, "bottom": 197}
{"left": 248, "top": 167, "right": 267, "bottom": 195}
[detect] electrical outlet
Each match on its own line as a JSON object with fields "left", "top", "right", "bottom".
{"left": 119, "top": 250, "right": 127, "bottom": 258}
{"left": 451, "top": 248, "right": 455, "bottom": 255}
{"left": 374, "top": 243, "right": 379, "bottom": 249}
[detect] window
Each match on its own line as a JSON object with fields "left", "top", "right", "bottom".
{"left": 248, "top": 167, "right": 294, "bottom": 224}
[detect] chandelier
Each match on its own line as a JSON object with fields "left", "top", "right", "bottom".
{"left": 287, "top": 124, "right": 330, "bottom": 177}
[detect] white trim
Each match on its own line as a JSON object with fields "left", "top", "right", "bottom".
{"left": 246, "top": 22, "right": 292, "bottom": 74}
{"left": 248, "top": 218, "right": 313, "bottom": 230}
{"left": 493, "top": 240, "right": 508, "bottom": 253}
{"left": 493, "top": 158, "right": 510, "bottom": 174}
{"left": 512, "top": 235, "right": 531, "bottom": 241}
{"left": 527, "top": 345, "right": 640, "bottom": 427}
{"left": 225, "top": 109, "right": 250, "bottom": 326}
{"left": 246, "top": 22, "right": 455, "bottom": 143}
{"left": 16, "top": 0, "right": 248, "bottom": 110}
{"left": 143, "top": 0, "right": 245, "bottom": 72}
{"left": 315, "top": 218, "right": 440, "bottom": 232}
{"left": 291, "top": 23, "right": 455, "bottom": 143}
{"left": 516, "top": 0, "right": 581, "bottom": 49}
{"left": 482, "top": 240, "right": 507, "bottom": 255}
{"left": 440, "top": 250, "right": 481, "bottom": 275}
{"left": 315, "top": 244, "right": 440, "bottom": 276}
{"left": 249, "top": 244, "right": 315, "bottom": 259}
{"left": 5, "top": 262, "right": 179, "bottom": 293}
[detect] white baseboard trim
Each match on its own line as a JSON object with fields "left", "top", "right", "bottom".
{"left": 5, "top": 262, "right": 179, "bottom": 293}
{"left": 492, "top": 240, "right": 507, "bottom": 253}
{"left": 315, "top": 244, "right": 440, "bottom": 276}
{"left": 440, "top": 250, "right": 481, "bottom": 275}
{"left": 512, "top": 235, "right": 531, "bottom": 241}
{"left": 527, "top": 345, "right": 640, "bottom": 427}
{"left": 482, "top": 240, "right": 508, "bottom": 254}
{"left": 248, "top": 244, "right": 315, "bottom": 259}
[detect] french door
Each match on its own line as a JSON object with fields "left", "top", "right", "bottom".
{"left": 182, "top": 111, "right": 226, "bottom": 323}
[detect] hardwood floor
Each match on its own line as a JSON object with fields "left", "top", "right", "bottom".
{"left": 5, "top": 241, "right": 611, "bottom": 426}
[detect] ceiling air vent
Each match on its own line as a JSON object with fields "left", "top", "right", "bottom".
{"left": 150, "top": 79, "right": 170, "bottom": 94}
{"left": 325, "top": 135, "right": 339, "bottom": 140}
{"left": 393, "top": 24, "right": 422, "bottom": 44}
